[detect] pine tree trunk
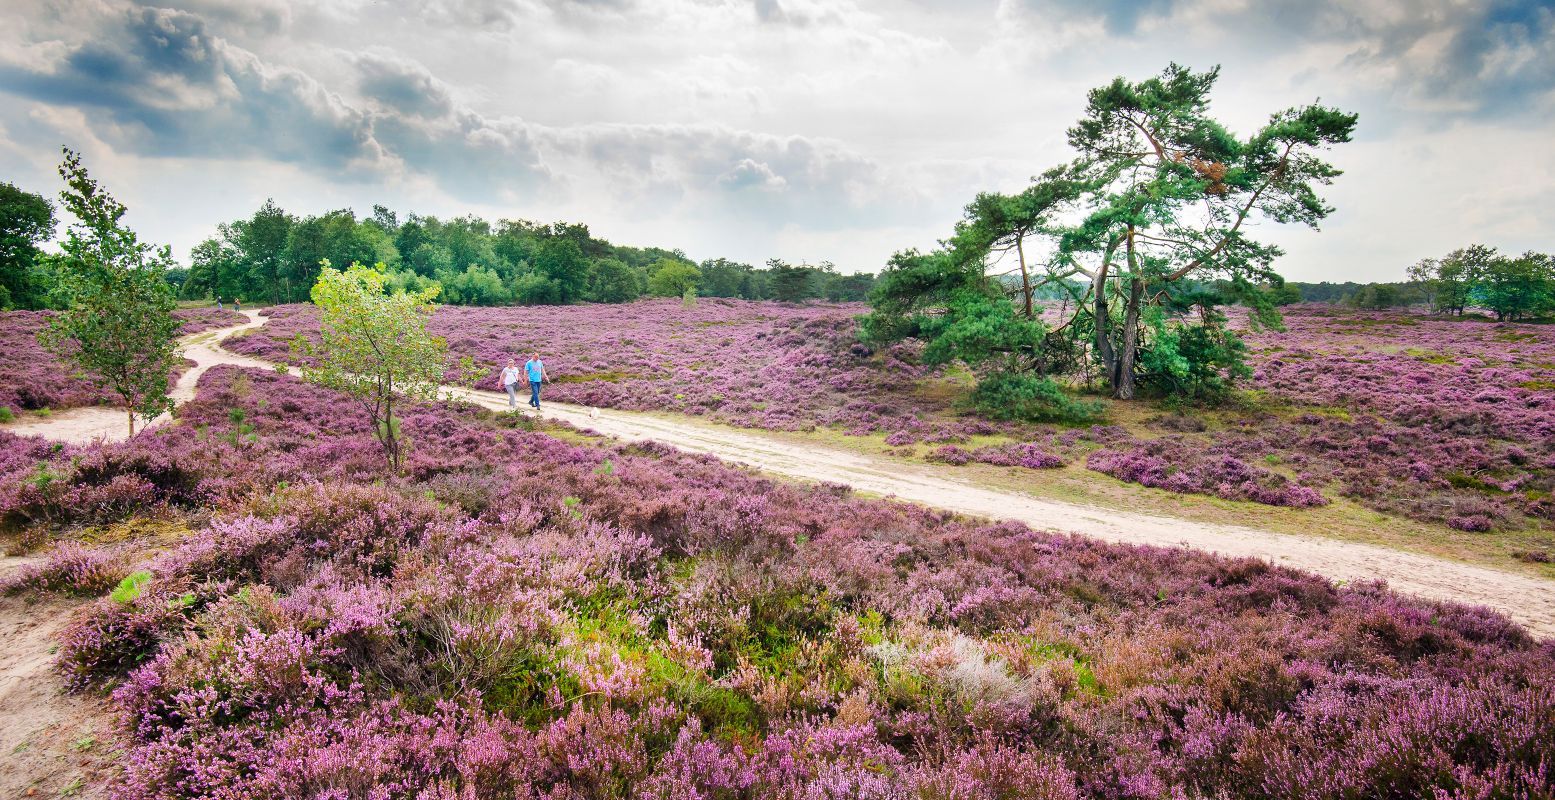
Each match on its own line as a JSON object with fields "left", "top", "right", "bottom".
{"left": 1093, "top": 268, "right": 1115, "bottom": 380}
{"left": 1114, "top": 277, "right": 1144, "bottom": 400}
{"left": 1016, "top": 235, "right": 1034, "bottom": 318}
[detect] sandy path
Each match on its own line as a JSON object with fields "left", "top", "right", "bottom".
{"left": 5, "top": 311, "right": 1553, "bottom": 637}
{"left": 0, "top": 558, "right": 116, "bottom": 798}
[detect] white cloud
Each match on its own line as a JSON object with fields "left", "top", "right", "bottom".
{"left": 0, "top": 0, "right": 1549, "bottom": 276}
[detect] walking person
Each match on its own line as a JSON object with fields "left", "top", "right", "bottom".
{"left": 524, "top": 353, "right": 548, "bottom": 410}
{"left": 500, "top": 359, "right": 522, "bottom": 409}
{"left": 216, "top": 297, "right": 223, "bottom": 311}
{"left": 234, "top": 298, "right": 242, "bottom": 312}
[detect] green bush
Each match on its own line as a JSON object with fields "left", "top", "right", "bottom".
{"left": 512, "top": 272, "right": 560, "bottom": 305}
{"left": 1137, "top": 307, "right": 1251, "bottom": 406}
{"left": 0, "top": 406, "right": 13, "bottom": 423}
{"left": 970, "top": 372, "right": 1104, "bottom": 424}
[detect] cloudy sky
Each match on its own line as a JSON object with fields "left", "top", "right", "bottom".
{"left": 1, "top": 0, "right": 1551, "bottom": 280}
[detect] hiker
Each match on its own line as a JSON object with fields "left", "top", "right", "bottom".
{"left": 234, "top": 298, "right": 242, "bottom": 312}
{"left": 524, "top": 353, "right": 548, "bottom": 410}
{"left": 216, "top": 298, "right": 223, "bottom": 311}
{"left": 500, "top": 359, "right": 522, "bottom": 409}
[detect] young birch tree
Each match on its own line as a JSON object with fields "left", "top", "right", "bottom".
{"left": 291, "top": 260, "right": 449, "bottom": 472}
{"left": 39, "top": 148, "right": 181, "bottom": 436}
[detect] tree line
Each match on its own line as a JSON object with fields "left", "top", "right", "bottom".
{"left": 1406, "top": 245, "right": 1554, "bottom": 321}
{"left": 177, "top": 202, "right": 873, "bottom": 307}
{"left": 1269, "top": 248, "right": 1555, "bottom": 319}
{"left": 0, "top": 190, "right": 876, "bottom": 311}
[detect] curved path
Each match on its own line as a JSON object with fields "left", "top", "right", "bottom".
{"left": 5, "top": 311, "right": 1554, "bottom": 637}
{"left": 2, "top": 312, "right": 270, "bottom": 443}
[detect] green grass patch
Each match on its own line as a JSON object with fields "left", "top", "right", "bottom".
{"left": 110, "top": 571, "right": 152, "bottom": 604}
{"left": 552, "top": 370, "right": 637, "bottom": 384}
{"left": 1446, "top": 473, "right": 1509, "bottom": 494}
{"left": 1005, "top": 635, "right": 1102, "bottom": 697}
{"left": 1405, "top": 348, "right": 1457, "bottom": 364}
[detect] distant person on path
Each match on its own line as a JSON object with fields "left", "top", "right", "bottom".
{"left": 234, "top": 298, "right": 242, "bottom": 312}
{"left": 524, "top": 353, "right": 548, "bottom": 410}
{"left": 216, "top": 298, "right": 223, "bottom": 311}
{"left": 500, "top": 359, "right": 522, "bottom": 409}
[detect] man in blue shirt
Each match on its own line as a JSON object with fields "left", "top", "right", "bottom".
{"left": 524, "top": 353, "right": 549, "bottom": 410}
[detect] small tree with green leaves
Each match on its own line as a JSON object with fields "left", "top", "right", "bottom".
{"left": 291, "top": 260, "right": 454, "bottom": 472}
{"left": 1475, "top": 250, "right": 1554, "bottom": 322}
{"left": 1409, "top": 245, "right": 1495, "bottom": 316}
{"left": 38, "top": 148, "right": 181, "bottom": 436}
{"left": 647, "top": 258, "right": 701, "bottom": 297}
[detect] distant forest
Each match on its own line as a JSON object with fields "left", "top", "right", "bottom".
{"left": 171, "top": 201, "right": 874, "bottom": 307}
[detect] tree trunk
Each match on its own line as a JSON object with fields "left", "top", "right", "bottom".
{"left": 1016, "top": 234, "right": 1034, "bottom": 318}
{"left": 1113, "top": 227, "right": 1144, "bottom": 400}
{"left": 1093, "top": 265, "right": 1114, "bottom": 380}
{"left": 383, "top": 393, "right": 399, "bottom": 473}
{"left": 126, "top": 405, "right": 136, "bottom": 437}
{"left": 1114, "top": 277, "right": 1145, "bottom": 399}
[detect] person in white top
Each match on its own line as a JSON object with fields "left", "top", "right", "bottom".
{"left": 499, "top": 359, "right": 523, "bottom": 408}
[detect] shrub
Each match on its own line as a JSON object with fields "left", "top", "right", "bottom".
{"left": 970, "top": 372, "right": 1104, "bottom": 424}
{"left": 1137, "top": 310, "right": 1252, "bottom": 406}
{"left": 0, "top": 542, "right": 131, "bottom": 597}
{"left": 1087, "top": 438, "right": 1329, "bottom": 508}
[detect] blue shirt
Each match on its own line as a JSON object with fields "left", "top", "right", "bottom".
{"left": 525, "top": 359, "right": 544, "bottom": 382}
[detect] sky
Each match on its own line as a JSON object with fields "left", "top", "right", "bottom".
{"left": 0, "top": 0, "right": 1551, "bottom": 281}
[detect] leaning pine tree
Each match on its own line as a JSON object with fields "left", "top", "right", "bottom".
{"left": 1059, "top": 64, "right": 1357, "bottom": 399}
{"left": 39, "top": 147, "right": 182, "bottom": 437}
{"left": 291, "top": 260, "right": 456, "bottom": 472}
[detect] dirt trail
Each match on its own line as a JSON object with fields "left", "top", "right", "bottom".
{"left": 4, "top": 311, "right": 1553, "bottom": 638}
{"left": 0, "top": 558, "right": 116, "bottom": 798}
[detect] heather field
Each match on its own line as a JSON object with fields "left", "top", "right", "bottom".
{"left": 0, "top": 308, "right": 245, "bottom": 416}
{"left": 229, "top": 300, "right": 1555, "bottom": 535}
{"left": 3, "top": 365, "right": 1552, "bottom": 798}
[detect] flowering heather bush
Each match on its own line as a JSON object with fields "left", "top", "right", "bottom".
{"left": 0, "top": 310, "right": 116, "bottom": 412}
{"left": 1231, "top": 306, "right": 1555, "bottom": 524}
{"left": 970, "top": 442, "right": 1066, "bottom": 470}
{"left": 0, "top": 365, "right": 1550, "bottom": 798}
{"left": 1086, "top": 437, "right": 1328, "bottom": 508}
{"left": 0, "top": 541, "right": 131, "bottom": 597}
{"left": 0, "top": 308, "right": 241, "bottom": 414}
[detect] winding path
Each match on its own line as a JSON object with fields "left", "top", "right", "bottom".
{"left": 6, "top": 312, "right": 1554, "bottom": 637}
{"left": 2, "top": 312, "right": 270, "bottom": 443}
